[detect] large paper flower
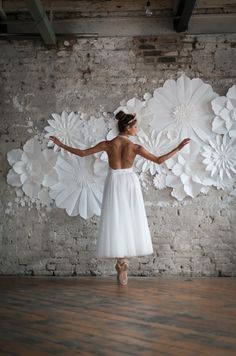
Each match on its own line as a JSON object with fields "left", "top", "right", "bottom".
{"left": 138, "top": 172, "right": 152, "bottom": 192}
{"left": 7, "top": 149, "right": 23, "bottom": 187}
{"left": 114, "top": 97, "right": 142, "bottom": 114}
{"left": 11, "top": 138, "right": 58, "bottom": 198}
{"left": 44, "top": 111, "right": 86, "bottom": 154}
{"left": 41, "top": 149, "right": 58, "bottom": 187}
{"left": 12, "top": 138, "right": 45, "bottom": 198}
{"left": 49, "top": 152, "right": 106, "bottom": 218}
{"left": 135, "top": 128, "right": 175, "bottom": 175}
{"left": 7, "top": 169, "right": 22, "bottom": 187}
{"left": 165, "top": 141, "right": 207, "bottom": 200}
{"left": 202, "top": 134, "right": 236, "bottom": 182}
{"left": 153, "top": 168, "right": 168, "bottom": 190}
{"left": 211, "top": 85, "right": 236, "bottom": 137}
{"left": 227, "top": 84, "right": 236, "bottom": 99}
{"left": 148, "top": 75, "right": 218, "bottom": 143}
{"left": 81, "top": 113, "right": 109, "bottom": 145}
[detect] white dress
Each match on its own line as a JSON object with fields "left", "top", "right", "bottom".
{"left": 95, "top": 166, "right": 154, "bottom": 258}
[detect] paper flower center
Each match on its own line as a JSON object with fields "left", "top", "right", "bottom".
{"left": 26, "top": 161, "right": 33, "bottom": 174}
{"left": 216, "top": 151, "right": 228, "bottom": 163}
{"left": 26, "top": 161, "right": 39, "bottom": 176}
{"left": 211, "top": 145, "right": 233, "bottom": 169}
{"left": 172, "top": 103, "right": 193, "bottom": 124}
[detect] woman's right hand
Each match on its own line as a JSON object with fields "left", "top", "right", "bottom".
{"left": 177, "top": 138, "right": 191, "bottom": 151}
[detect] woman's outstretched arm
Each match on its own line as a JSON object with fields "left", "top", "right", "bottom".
{"left": 49, "top": 136, "right": 108, "bottom": 157}
{"left": 136, "top": 138, "right": 190, "bottom": 164}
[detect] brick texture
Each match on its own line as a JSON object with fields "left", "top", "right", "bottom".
{"left": 0, "top": 34, "right": 236, "bottom": 276}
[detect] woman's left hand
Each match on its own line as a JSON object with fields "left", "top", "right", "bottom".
{"left": 177, "top": 138, "right": 191, "bottom": 151}
{"left": 49, "top": 136, "right": 63, "bottom": 147}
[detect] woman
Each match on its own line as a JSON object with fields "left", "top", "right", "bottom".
{"left": 49, "top": 111, "right": 190, "bottom": 286}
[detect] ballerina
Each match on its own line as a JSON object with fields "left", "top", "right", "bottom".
{"left": 49, "top": 111, "right": 190, "bottom": 286}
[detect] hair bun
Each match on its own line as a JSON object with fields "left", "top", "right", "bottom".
{"left": 115, "top": 111, "right": 126, "bottom": 121}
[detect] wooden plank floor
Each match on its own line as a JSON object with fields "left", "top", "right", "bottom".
{"left": 0, "top": 276, "right": 236, "bottom": 356}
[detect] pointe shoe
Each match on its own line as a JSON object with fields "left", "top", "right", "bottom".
{"left": 115, "top": 261, "right": 121, "bottom": 282}
{"left": 115, "top": 260, "right": 129, "bottom": 285}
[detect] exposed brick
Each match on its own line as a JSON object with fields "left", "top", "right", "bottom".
{"left": 139, "top": 44, "right": 156, "bottom": 50}
{"left": 163, "top": 51, "right": 178, "bottom": 56}
{"left": 144, "top": 57, "right": 156, "bottom": 64}
{"left": 143, "top": 50, "right": 161, "bottom": 57}
{"left": 157, "top": 37, "right": 179, "bottom": 44}
{"left": 158, "top": 56, "right": 176, "bottom": 62}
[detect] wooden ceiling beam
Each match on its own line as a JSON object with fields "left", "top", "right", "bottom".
{"left": 1, "top": 0, "right": 173, "bottom": 13}
{"left": 25, "top": 0, "right": 56, "bottom": 45}
{"left": 174, "top": 0, "right": 197, "bottom": 32}
{"left": 0, "top": 0, "right": 7, "bottom": 19}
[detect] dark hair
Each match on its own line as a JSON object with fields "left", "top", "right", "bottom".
{"left": 115, "top": 111, "right": 137, "bottom": 133}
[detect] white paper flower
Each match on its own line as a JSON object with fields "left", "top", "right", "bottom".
{"left": 153, "top": 167, "right": 168, "bottom": 190}
{"left": 7, "top": 169, "right": 22, "bottom": 187}
{"left": 211, "top": 85, "right": 236, "bottom": 137}
{"left": 11, "top": 138, "right": 58, "bottom": 199}
{"left": 44, "top": 111, "right": 86, "bottom": 153}
{"left": 7, "top": 148, "right": 23, "bottom": 166}
{"left": 41, "top": 149, "right": 58, "bottom": 188}
{"left": 82, "top": 114, "right": 109, "bottom": 145}
{"left": 49, "top": 153, "right": 106, "bottom": 219}
{"left": 138, "top": 172, "right": 151, "bottom": 192}
{"left": 114, "top": 97, "right": 145, "bottom": 117}
{"left": 38, "top": 187, "right": 53, "bottom": 207}
{"left": 230, "top": 187, "right": 236, "bottom": 197}
{"left": 12, "top": 138, "right": 45, "bottom": 198}
{"left": 6, "top": 148, "right": 24, "bottom": 187}
{"left": 227, "top": 84, "right": 236, "bottom": 99}
{"left": 206, "top": 176, "right": 233, "bottom": 190}
{"left": 165, "top": 141, "right": 207, "bottom": 200}
{"left": 135, "top": 129, "right": 174, "bottom": 175}
{"left": 202, "top": 134, "right": 236, "bottom": 182}
{"left": 148, "top": 75, "right": 218, "bottom": 143}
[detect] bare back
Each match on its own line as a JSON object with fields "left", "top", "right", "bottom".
{"left": 106, "top": 136, "right": 138, "bottom": 169}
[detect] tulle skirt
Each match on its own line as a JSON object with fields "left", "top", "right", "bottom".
{"left": 95, "top": 166, "right": 154, "bottom": 258}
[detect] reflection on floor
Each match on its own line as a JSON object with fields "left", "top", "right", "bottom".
{"left": 0, "top": 276, "right": 236, "bottom": 355}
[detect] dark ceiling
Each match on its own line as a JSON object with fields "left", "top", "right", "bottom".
{"left": 0, "top": 0, "right": 236, "bottom": 45}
